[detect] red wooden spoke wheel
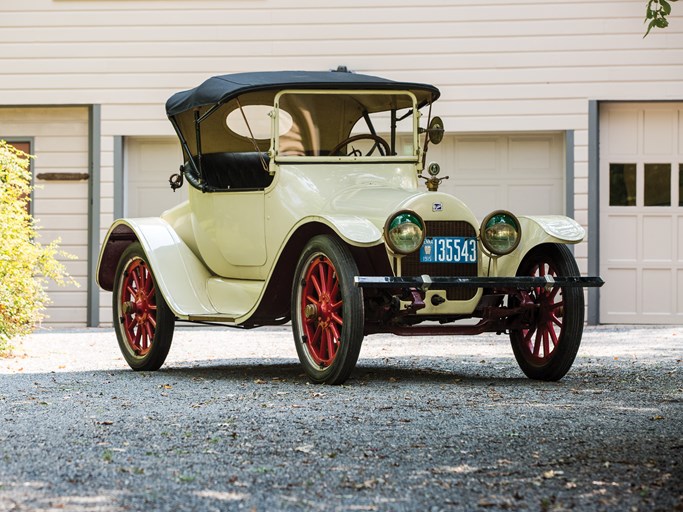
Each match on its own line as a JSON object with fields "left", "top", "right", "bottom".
{"left": 519, "top": 259, "right": 563, "bottom": 364}
{"left": 510, "top": 244, "right": 584, "bottom": 381}
{"left": 292, "top": 235, "right": 364, "bottom": 385}
{"left": 300, "top": 255, "right": 344, "bottom": 367}
{"left": 120, "top": 258, "right": 157, "bottom": 357}
{"left": 113, "top": 242, "right": 174, "bottom": 371}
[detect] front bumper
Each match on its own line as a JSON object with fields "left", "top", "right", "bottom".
{"left": 354, "top": 275, "right": 604, "bottom": 290}
{"left": 355, "top": 274, "right": 604, "bottom": 336}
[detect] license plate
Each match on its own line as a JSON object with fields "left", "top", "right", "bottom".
{"left": 420, "top": 237, "right": 478, "bottom": 263}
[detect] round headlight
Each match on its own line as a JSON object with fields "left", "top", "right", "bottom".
{"left": 480, "top": 210, "right": 521, "bottom": 256}
{"left": 384, "top": 210, "right": 425, "bottom": 255}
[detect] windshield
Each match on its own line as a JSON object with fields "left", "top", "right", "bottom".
{"left": 274, "top": 90, "right": 418, "bottom": 160}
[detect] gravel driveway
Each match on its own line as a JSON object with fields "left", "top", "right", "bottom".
{"left": 1, "top": 325, "right": 681, "bottom": 511}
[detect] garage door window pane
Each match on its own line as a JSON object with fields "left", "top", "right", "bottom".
{"left": 609, "top": 163, "right": 636, "bottom": 206}
{"left": 644, "top": 163, "right": 671, "bottom": 206}
{"left": 680, "top": 164, "right": 683, "bottom": 207}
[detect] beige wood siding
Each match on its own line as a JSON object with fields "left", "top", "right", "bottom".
{"left": 0, "top": 107, "right": 89, "bottom": 327}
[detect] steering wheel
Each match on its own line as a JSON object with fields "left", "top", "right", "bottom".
{"left": 329, "top": 134, "right": 391, "bottom": 157}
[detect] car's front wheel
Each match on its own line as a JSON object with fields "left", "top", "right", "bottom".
{"left": 113, "top": 242, "right": 175, "bottom": 371}
{"left": 291, "top": 235, "right": 364, "bottom": 385}
{"left": 509, "top": 243, "right": 584, "bottom": 381}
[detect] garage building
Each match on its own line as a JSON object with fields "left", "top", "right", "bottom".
{"left": 1, "top": 1, "right": 681, "bottom": 326}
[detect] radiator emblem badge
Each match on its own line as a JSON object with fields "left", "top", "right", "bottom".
{"left": 432, "top": 202, "right": 443, "bottom": 212}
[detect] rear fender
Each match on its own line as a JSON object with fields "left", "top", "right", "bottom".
{"left": 97, "top": 218, "right": 216, "bottom": 319}
{"left": 492, "top": 215, "right": 585, "bottom": 277}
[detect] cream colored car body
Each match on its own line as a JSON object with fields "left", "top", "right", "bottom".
{"left": 99, "top": 71, "right": 601, "bottom": 384}
{"left": 98, "top": 154, "right": 584, "bottom": 324}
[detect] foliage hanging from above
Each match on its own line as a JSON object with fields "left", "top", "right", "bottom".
{"left": 644, "top": 0, "right": 678, "bottom": 36}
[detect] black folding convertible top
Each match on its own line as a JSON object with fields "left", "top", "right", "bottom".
{"left": 165, "top": 70, "right": 441, "bottom": 117}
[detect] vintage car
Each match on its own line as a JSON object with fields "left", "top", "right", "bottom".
{"left": 96, "top": 70, "right": 603, "bottom": 385}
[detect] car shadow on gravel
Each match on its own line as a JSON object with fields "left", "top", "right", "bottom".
{"left": 139, "top": 357, "right": 533, "bottom": 386}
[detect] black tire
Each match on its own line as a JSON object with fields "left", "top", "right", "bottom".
{"left": 291, "top": 235, "right": 364, "bottom": 385}
{"left": 509, "top": 243, "right": 584, "bottom": 381}
{"left": 113, "top": 242, "right": 175, "bottom": 371}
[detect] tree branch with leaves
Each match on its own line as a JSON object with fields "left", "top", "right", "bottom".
{"left": 644, "top": 0, "right": 678, "bottom": 36}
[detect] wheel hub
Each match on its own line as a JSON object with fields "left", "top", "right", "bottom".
{"left": 304, "top": 303, "right": 318, "bottom": 320}
{"left": 318, "top": 293, "right": 332, "bottom": 319}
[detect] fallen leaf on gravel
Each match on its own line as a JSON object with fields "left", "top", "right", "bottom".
{"left": 432, "top": 464, "right": 478, "bottom": 474}
{"left": 355, "top": 478, "right": 382, "bottom": 490}
{"left": 295, "top": 444, "right": 315, "bottom": 454}
{"left": 542, "top": 470, "right": 557, "bottom": 479}
{"left": 254, "top": 379, "right": 266, "bottom": 384}
{"left": 650, "top": 415, "right": 664, "bottom": 421}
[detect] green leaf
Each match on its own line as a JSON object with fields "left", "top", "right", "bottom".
{"left": 661, "top": 0, "right": 672, "bottom": 15}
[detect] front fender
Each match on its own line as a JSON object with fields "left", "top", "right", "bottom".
{"left": 492, "top": 215, "right": 585, "bottom": 277}
{"left": 520, "top": 215, "right": 585, "bottom": 243}
{"left": 97, "top": 218, "right": 217, "bottom": 319}
{"left": 302, "top": 214, "right": 383, "bottom": 246}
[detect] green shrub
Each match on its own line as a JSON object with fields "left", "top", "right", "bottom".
{"left": 0, "top": 140, "right": 76, "bottom": 352}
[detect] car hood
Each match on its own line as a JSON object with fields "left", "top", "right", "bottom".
{"left": 326, "top": 186, "right": 422, "bottom": 218}
{"left": 325, "top": 184, "right": 480, "bottom": 234}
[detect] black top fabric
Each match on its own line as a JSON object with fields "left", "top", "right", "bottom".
{"left": 165, "top": 70, "right": 440, "bottom": 117}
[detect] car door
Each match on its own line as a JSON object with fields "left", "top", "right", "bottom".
{"left": 190, "top": 188, "right": 268, "bottom": 277}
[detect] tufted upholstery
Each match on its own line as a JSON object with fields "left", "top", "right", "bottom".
{"left": 192, "top": 152, "right": 273, "bottom": 190}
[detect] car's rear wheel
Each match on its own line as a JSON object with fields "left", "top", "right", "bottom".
{"left": 291, "top": 235, "right": 364, "bottom": 385}
{"left": 113, "top": 242, "right": 175, "bottom": 371}
{"left": 509, "top": 244, "right": 584, "bottom": 381}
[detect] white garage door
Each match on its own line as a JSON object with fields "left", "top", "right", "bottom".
{"left": 599, "top": 103, "right": 683, "bottom": 324}
{"left": 125, "top": 138, "right": 186, "bottom": 217}
{"left": 426, "top": 132, "right": 565, "bottom": 220}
